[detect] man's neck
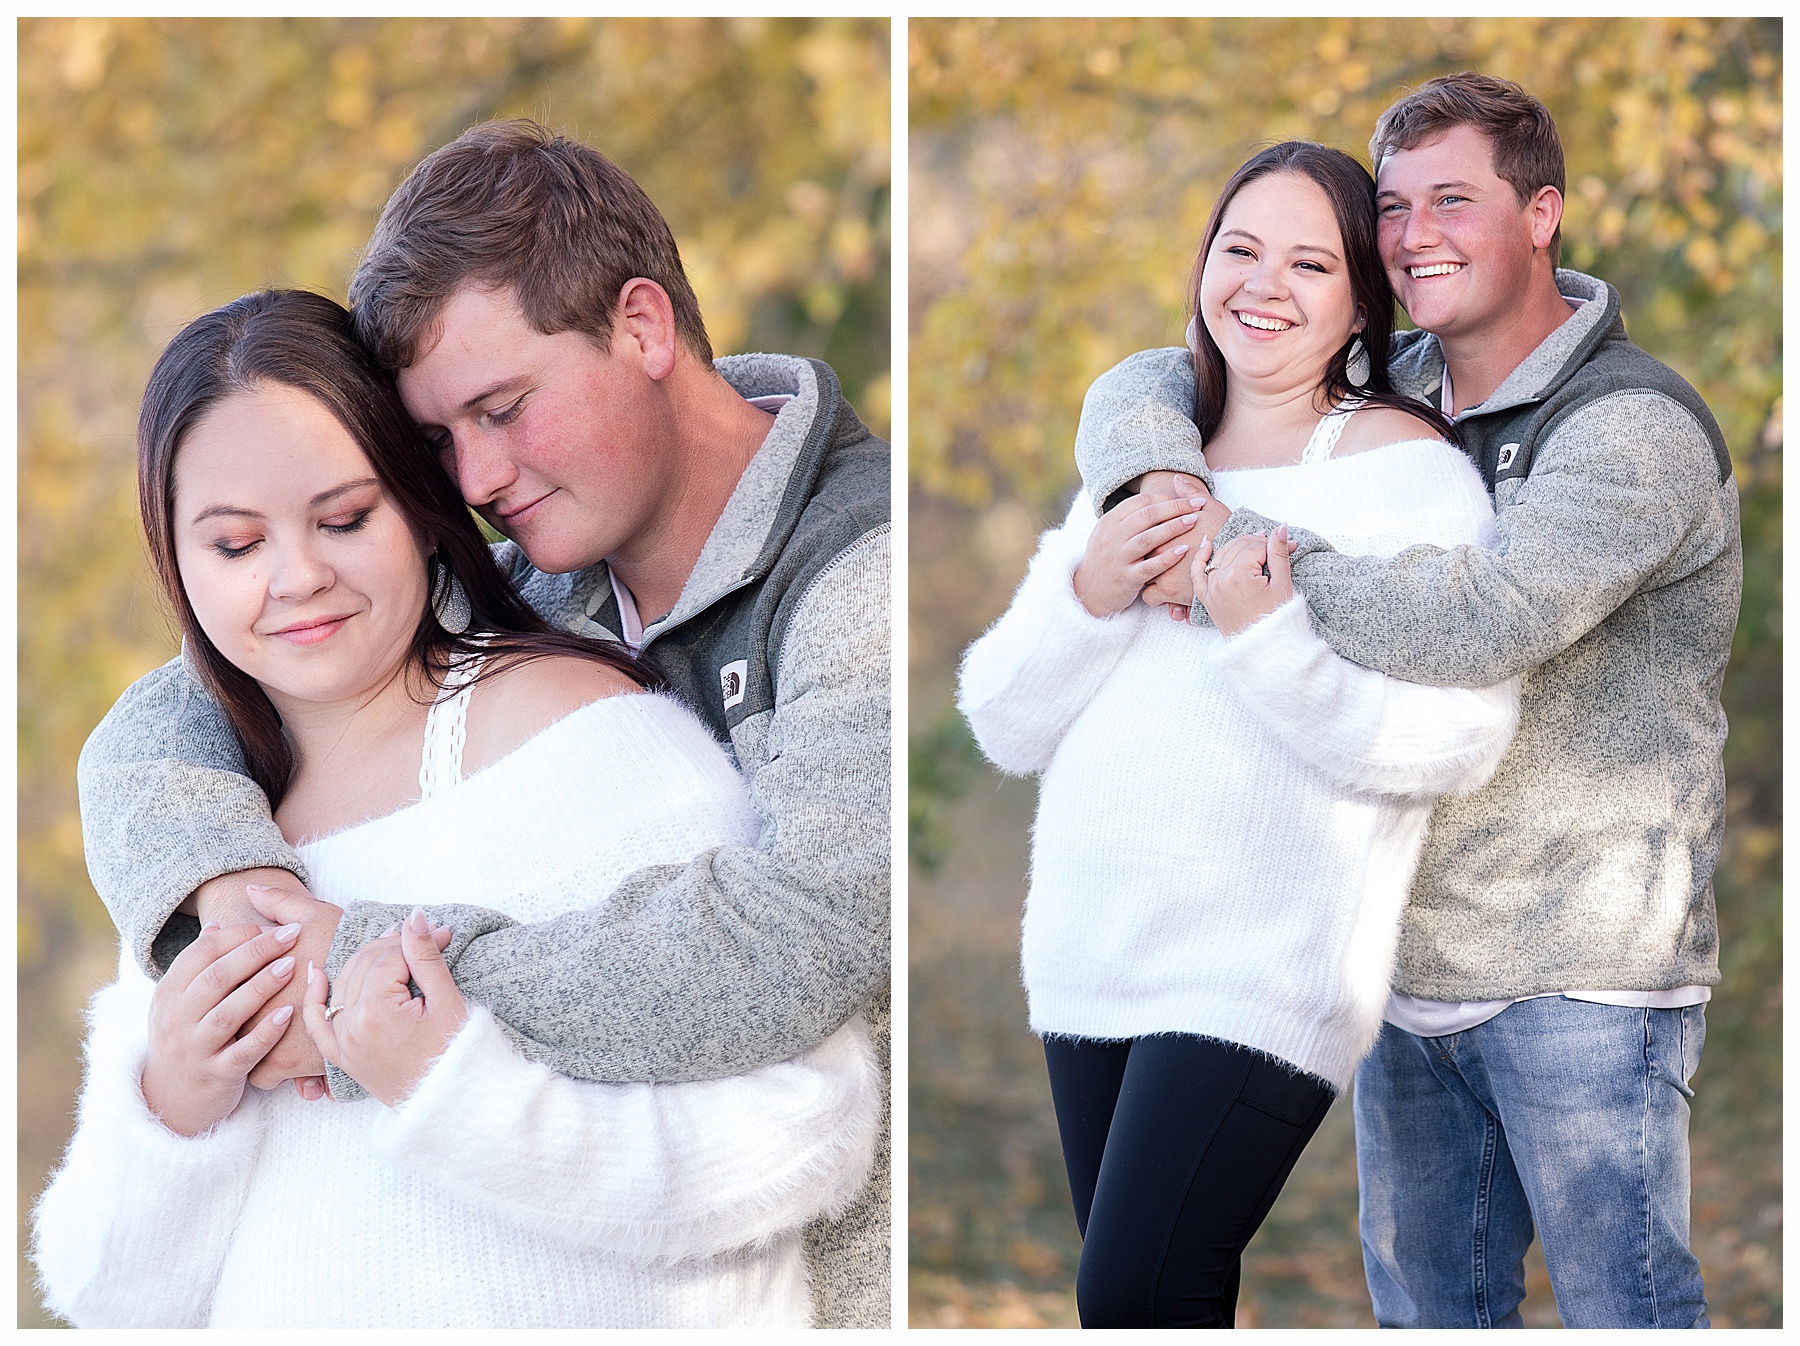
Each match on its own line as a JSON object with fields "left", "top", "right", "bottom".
{"left": 1437, "top": 271, "right": 1580, "bottom": 415}
{"left": 609, "top": 361, "right": 775, "bottom": 625}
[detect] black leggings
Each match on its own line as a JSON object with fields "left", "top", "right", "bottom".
{"left": 1043, "top": 1033, "right": 1335, "bottom": 1328}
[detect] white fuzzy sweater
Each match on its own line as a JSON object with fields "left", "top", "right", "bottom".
{"left": 959, "top": 439, "right": 1520, "bottom": 1090}
{"left": 34, "top": 691, "right": 881, "bottom": 1328}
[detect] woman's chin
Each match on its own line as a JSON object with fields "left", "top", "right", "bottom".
{"left": 250, "top": 655, "right": 391, "bottom": 711}
{"left": 244, "top": 627, "right": 418, "bottom": 706}
{"left": 1221, "top": 345, "right": 1328, "bottom": 387}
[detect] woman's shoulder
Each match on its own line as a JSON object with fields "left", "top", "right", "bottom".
{"left": 461, "top": 652, "right": 644, "bottom": 777}
{"left": 1333, "top": 405, "right": 1449, "bottom": 457}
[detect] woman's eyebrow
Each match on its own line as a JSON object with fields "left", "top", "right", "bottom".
{"left": 1218, "top": 228, "right": 1338, "bottom": 260}
{"left": 188, "top": 477, "right": 379, "bottom": 527}
{"left": 190, "top": 502, "right": 262, "bottom": 525}
{"left": 310, "top": 476, "right": 380, "bottom": 508}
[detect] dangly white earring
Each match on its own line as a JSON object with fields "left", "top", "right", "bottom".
{"left": 1346, "top": 334, "right": 1371, "bottom": 386}
{"left": 431, "top": 556, "right": 472, "bottom": 635}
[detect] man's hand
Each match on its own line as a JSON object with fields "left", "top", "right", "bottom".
{"left": 303, "top": 908, "right": 466, "bottom": 1108}
{"left": 1072, "top": 489, "right": 1211, "bottom": 618}
{"left": 1193, "top": 524, "right": 1297, "bottom": 637}
{"left": 193, "top": 869, "right": 342, "bottom": 1090}
{"left": 1135, "top": 472, "right": 1231, "bottom": 612}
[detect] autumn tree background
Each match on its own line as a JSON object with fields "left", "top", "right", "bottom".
{"left": 18, "top": 16, "right": 889, "bottom": 1326}
{"left": 910, "top": 18, "right": 1778, "bottom": 1328}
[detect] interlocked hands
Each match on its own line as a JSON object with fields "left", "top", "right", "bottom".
{"left": 1192, "top": 524, "right": 1298, "bottom": 637}
{"left": 303, "top": 907, "right": 466, "bottom": 1108}
{"left": 192, "top": 871, "right": 341, "bottom": 1096}
{"left": 1072, "top": 473, "right": 1229, "bottom": 618}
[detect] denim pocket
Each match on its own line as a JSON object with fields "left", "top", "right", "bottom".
{"left": 1678, "top": 1003, "right": 1706, "bottom": 1085}
{"left": 1648, "top": 1004, "right": 1705, "bottom": 1099}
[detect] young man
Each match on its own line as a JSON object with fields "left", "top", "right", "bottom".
{"left": 1071, "top": 75, "right": 1736, "bottom": 1328}
{"left": 78, "top": 121, "right": 891, "bottom": 1327}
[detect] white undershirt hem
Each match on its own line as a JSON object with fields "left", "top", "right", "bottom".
{"left": 1384, "top": 985, "right": 1712, "bottom": 1038}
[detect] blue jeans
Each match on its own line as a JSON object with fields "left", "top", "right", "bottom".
{"left": 1354, "top": 998, "right": 1708, "bottom": 1328}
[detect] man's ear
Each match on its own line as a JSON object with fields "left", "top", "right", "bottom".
{"left": 1527, "top": 184, "right": 1563, "bottom": 253}
{"left": 613, "top": 277, "right": 679, "bottom": 381}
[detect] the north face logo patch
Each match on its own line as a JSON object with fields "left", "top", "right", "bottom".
{"left": 720, "top": 659, "right": 748, "bottom": 709}
{"left": 1496, "top": 442, "right": 1521, "bottom": 472}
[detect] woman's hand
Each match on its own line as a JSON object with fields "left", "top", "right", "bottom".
{"left": 303, "top": 909, "right": 463, "bottom": 1108}
{"left": 1072, "top": 488, "right": 1212, "bottom": 617}
{"left": 1193, "top": 523, "right": 1297, "bottom": 636}
{"left": 1135, "top": 473, "right": 1233, "bottom": 613}
{"left": 140, "top": 920, "right": 303, "bottom": 1137}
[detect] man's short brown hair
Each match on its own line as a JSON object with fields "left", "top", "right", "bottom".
{"left": 349, "top": 119, "right": 713, "bottom": 369}
{"left": 1370, "top": 72, "right": 1565, "bottom": 265}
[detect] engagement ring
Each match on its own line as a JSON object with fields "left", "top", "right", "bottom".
{"left": 323, "top": 1004, "right": 346, "bottom": 1021}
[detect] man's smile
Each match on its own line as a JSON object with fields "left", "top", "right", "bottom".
{"left": 1407, "top": 262, "right": 1467, "bottom": 279}
{"left": 496, "top": 488, "right": 557, "bottom": 526}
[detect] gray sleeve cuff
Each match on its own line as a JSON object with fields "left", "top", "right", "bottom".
{"left": 1187, "top": 508, "right": 1339, "bottom": 631}
{"left": 1073, "top": 347, "right": 1212, "bottom": 509}
{"left": 321, "top": 899, "right": 526, "bottom": 1102}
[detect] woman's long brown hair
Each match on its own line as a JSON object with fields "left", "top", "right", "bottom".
{"left": 1188, "top": 141, "right": 1459, "bottom": 445}
{"left": 138, "top": 288, "right": 652, "bottom": 806}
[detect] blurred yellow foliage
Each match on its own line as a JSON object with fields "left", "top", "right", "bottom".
{"left": 20, "top": 11, "right": 889, "bottom": 952}
{"left": 907, "top": 21, "right": 1779, "bottom": 1325}
{"left": 909, "top": 17, "right": 1778, "bottom": 513}
{"left": 18, "top": 21, "right": 889, "bottom": 1324}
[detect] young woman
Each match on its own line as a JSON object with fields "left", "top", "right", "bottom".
{"left": 958, "top": 142, "right": 1521, "bottom": 1328}
{"left": 33, "top": 290, "right": 879, "bottom": 1328}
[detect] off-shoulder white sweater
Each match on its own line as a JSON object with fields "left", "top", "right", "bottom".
{"left": 959, "top": 438, "right": 1520, "bottom": 1091}
{"left": 34, "top": 690, "right": 880, "bottom": 1328}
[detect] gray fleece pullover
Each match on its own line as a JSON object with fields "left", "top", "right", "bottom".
{"left": 1073, "top": 271, "right": 1740, "bottom": 1000}
{"left": 77, "top": 353, "right": 890, "bottom": 1326}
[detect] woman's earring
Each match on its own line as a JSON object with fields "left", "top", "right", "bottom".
{"left": 431, "top": 558, "right": 472, "bottom": 635}
{"left": 1346, "top": 336, "right": 1371, "bottom": 387}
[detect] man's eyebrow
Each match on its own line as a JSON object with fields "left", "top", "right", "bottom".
{"left": 1379, "top": 179, "right": 1481, "bottom": 199}
{"left": 457, "top": 377, "right": 528, "bottom": 414}
{"left": 188, "top": 476, "right": 379, "bottom": 527}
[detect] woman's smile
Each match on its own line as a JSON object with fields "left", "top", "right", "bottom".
{"left": 1231, "top": 307, "right": 1299, "bottom": 335}
{"left": 264, "top": 612, "right": 357, "bottom": 646}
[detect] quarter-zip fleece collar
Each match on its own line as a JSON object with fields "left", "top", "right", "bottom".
{"left": 524, "top": 353, "right": 843, "bottom": 649}
{"left": 1390, "top": 269, "right": 1617, "bottom": 419}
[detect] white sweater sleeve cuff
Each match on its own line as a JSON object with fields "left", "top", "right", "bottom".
{"left": 1212, "top": 593, "right": 1520, "bottom": 797}
{"left": 32, "top": 971, "right": 266, "bottom": 1327}
{"left": 373, "top": 1005, "right": 882, "bottom": 1263}
{"left": 958, "top": 500, "right": 1146, "bottom": 775}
